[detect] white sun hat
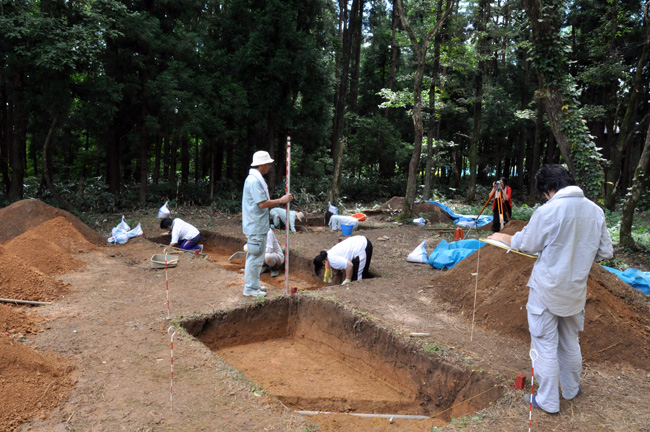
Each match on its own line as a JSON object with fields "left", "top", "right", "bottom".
{"left": 251, "top": 151, "right": 274, "bottom": 166}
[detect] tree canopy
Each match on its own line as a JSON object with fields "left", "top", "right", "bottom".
{"left": 1, "top": 0, "right": 648, "bottom": 234}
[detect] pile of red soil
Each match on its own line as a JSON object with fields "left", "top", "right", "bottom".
{"left": 0, "top": 304, "right": 42, "bottom": 335}
{"left": 0, "top": 245, "right": 70, "bottom": 302}
{"left": 0, "top": 334, "right": 73, "bottom": 431}
{"left": 0, "top": 200, "right": 99, "bottom": 431}
{"left": 434, "top": 220, "right": 650, "bottom": 370}
{"left": 0, "top": 199, "right": 104, "bottom": 245}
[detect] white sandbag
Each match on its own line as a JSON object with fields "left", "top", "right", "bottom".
{"left": 157, "top": 201, "right": 171, "bottom": 218}
{"left": 328, "top": 201, "right": 338, "bottom": 215}
{"left": 406, "top": 240, "right": 428, "bottom": 263}
{"left": 127, "top": 223, "right": 143, "bottom": 238}
{"left": 112, "top": 215, "right": 130, "bottom": 235}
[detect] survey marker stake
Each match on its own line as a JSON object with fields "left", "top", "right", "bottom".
{"left": 164, "top": 248, "right": 170, "bottom": 320}
{"left": 528, "top": 349, "right": 538, "bottom": 432}
{"left": 285, "top": 136, "right": 291, "bottom": 295}
{"left": 168, "top": 326, "right": 176, "bottom": 410}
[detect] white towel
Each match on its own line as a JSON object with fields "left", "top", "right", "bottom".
{"left": 249, "top": 168, "right": 270, "bottom": 200}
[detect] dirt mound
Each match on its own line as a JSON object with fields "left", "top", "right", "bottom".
{"left": 0, "top": 304, "right": 42, "bottom": 335}
{"left": 0, "top": 245, "right": 71, "bottom": 302}
{"left": 26, "top": 216, "right": 100, "bottom": 254}
{"left": 376, "top": 197, "right": 453, "bottom": 224}
{"left": 4, "top": 233, "right": 84, "bottom": 276}
{"left": 0, "top": 199, "right": 104, "bottom": 245}
{"left": 434, "top": 220, "right": 650, "bottom": 370}
{"left": 0, "top": 334, "right": 73, "bottom": 432}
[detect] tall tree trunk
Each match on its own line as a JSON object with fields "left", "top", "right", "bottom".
{"left": 619, "top": 119, "right": 650, "bottom": 248}
{"left": 328, "top": 0, "right": 358, "bottom": 204}
{"left": 169, "top": 135, "right": 178, "bottom": 183}
{"left": 522, "top": 0, "right": 576, "bottom": 176}
{"left": 605, "top": 4, "right": 649, "bottom": 209}
{"left": 42, "top": 118, "right": 72, "bottom": 212}
{"left": 1, "top": 82, "right": 11, "bottom": 195}
{"left": 395, "top": 0, "right": 453, "bottom": 218}
{"left": 267, "top": 115, "right": 277, "bottom": 191}
{"left": 528, "top": 103, "right": 544, "bottom": 202}
{"left": 139, "top": 105, "right": 149, "bottom": 204}
{"left": 181, "top": 135, "right": 189, "bottom": 184}
{"left": 106, "top": 125, "right": 121, "bottom": 194}
{"left": 8, "top": 74, "right": 27, "bottom": 201}
{"left": 423, "top": 1, "right": 444, "bottom": 201}
{"left": 153, "top": 135, "right": 162, "bottom": 185}
{"left": 466, "top": 0, "right": 488, "bottom": 202}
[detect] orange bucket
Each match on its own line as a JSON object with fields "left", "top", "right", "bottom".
{"left": 454, "top": 227, "right": 464, "bottom": 241}
{"left": 351, "top": 213, "right": 367, "bottom": 221}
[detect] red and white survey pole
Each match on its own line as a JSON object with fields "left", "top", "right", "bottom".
{"left": 285, "top": 136, "right": 291, "bottom": 295}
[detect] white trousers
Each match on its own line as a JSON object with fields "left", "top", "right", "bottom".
{"left": 527, "top": 288, "right": 584, "bottom": 413}
{"left": 265, "top": 252, "right": 284, "bottom": 268}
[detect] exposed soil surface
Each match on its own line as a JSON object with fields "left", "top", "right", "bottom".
{"left": 1, "top": 198, "right": 649, "bottom": 432}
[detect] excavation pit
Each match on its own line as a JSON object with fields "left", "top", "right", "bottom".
{"left": 181, "top": 296, "right": 503, "bottom": 428}
{"left": 149, "top": 231, "right": 372, "bottom": 290}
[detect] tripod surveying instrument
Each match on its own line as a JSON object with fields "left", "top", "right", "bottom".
{"left": 465, "top": 178, "right": 511, "bottom": 238}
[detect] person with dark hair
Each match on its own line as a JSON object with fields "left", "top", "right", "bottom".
{"left": 490, "top": 176, "right": 512, "bottom": 232}
{"left": 488, "top": 164, "right": 613, "bottom": 414}
{"left": 242, "top": 151, "right": 292, "bottom": 297}
{"left": 160, "top": 217, "right": 202, "bottom": 251}
{"left": 313, "top": 235, "right": 373, "bottom": 285}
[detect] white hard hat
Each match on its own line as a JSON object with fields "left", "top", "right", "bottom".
{"left": 251, "top": 151, "right": 274, "bottom": 166}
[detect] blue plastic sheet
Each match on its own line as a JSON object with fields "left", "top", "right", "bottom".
{"left": 601, "top": 266, "right": 650, "bottom": 295}
{"left": 427, "top": 239, "right": 486, "bottom": 269}
{"left": 419, "top": 201, "right": 493, "bottom": 228}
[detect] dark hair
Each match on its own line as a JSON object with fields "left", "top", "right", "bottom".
{"left": 535, "top": 164, "right": 575, "bottom": 197}
{"left": 160, "top": 218, "right": 173, "bottom": 229}
{"left": 325, "top": 210, "right": 333, "bottom": 226}
{"left": 313, "top": 250, "right": 328, "bottom": 276}
{"left": 500, "top": 177, "right": 507, "bottom": 185}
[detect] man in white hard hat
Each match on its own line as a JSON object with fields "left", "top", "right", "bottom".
{"left": 241, "top": 151, "right": 292, "bottom": 297}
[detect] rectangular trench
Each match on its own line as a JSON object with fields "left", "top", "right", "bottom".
{"left": 180, "top": 296, "right": 503, "bottom": 424}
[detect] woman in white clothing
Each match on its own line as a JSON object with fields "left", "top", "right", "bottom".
{"left": 313, "top": 235, "right": 373, "bottom": 284}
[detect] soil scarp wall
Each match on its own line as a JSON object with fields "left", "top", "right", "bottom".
{"left": 181, "top": 296, "right": 503, "bottom": 423}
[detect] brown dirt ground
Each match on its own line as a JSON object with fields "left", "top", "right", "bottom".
{"left": 1, "top": 199, "right": 649, "bottom": 432}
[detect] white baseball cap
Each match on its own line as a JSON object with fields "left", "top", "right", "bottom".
{"left": 251, "top": 151, "right": 274, "bottom": 166}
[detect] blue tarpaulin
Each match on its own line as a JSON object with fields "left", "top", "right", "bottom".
{"left": 427, "top": 239, "right": 486, "bottom": 269}
{"left": 420, "top": 201, "right": 493, "bottom": 228}
{"left": 602, "top": 266, "right": 650, "bottom": 295}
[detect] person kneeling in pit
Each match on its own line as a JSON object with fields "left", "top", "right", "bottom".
{"left": 313, "top": 235, "right": 373, "bottom": 285}
{"left": 160, "top": 217, "right": 202, "bottom": 252}
{"left": 244, "top": 228, "right": 284, "bottom": 277}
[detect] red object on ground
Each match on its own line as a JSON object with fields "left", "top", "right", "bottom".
{"left": 454, "top": 227, "right": 464, "bottom": 241}
{"left": 290, "top": 287, "right": 298, "bottom": 295}
{"left": 351, "top": 213, "right": 367, "bottom": 221}
{"left": 515, "top": 374, "right": 527, "bottom": 390}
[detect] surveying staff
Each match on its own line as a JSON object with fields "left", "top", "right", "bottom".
{"left": 313, "top": 235, "right": 373, "bottom": 285}
{"left": 160, "top": 218, "right": 202, "bottom": 251}
{"left": 488, "top": 164, "right": 613, "bottom": 414}
{"left": 243, "top": 228, "right": 284, "bottom": 277}
{"left": 242, "top": 151, "right": 292, "bottom": 297}
{"left": 491, "top": 177, "right": 512, "bottom": 232}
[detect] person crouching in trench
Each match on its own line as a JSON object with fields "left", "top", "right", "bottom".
{"left": 313, "top": 235, "right": 373, "bottom": 285}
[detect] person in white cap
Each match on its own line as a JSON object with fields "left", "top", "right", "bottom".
{"left": 242, "top": 150, "right": 292, "bottom": 297}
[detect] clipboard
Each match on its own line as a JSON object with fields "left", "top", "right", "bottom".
{"left": 479, "top": 238, "right": 538, "bottom": 259}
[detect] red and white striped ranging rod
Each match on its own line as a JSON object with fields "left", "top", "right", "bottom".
{"left": 168, "top": 326, "right": 176, "bottom": 410}
{"left": 285, "top": 136, "right": 291, "bottom": 295}
{"left": 164, "top": 248, "right": 170, "bottom": 319}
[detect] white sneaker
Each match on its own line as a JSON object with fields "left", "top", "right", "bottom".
{"left": 258, "top": 286, "right": 268, "bottom": 292}
{"left": 243, "top": 288, "right": 266, "bottom": 297}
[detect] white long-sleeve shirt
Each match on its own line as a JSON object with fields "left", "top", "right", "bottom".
{"left": 327, "top": 235, "right": 368, "bottom": 280}
{"left": 510, "top": 186, "right": 613, "bottom": 316}
{"left": 170, "top": 218, "right": 200, "bottom": 245}
{"left": 266, "top": 229, "right": 284, "bottom": 261}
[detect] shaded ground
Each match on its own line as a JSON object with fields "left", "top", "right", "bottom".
{"left": 1, "top": 199, "right": 649, "bottom": 432}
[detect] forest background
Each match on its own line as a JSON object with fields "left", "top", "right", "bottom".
{"left": 1, "top": 0, "right": 649, "bottom": 253}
